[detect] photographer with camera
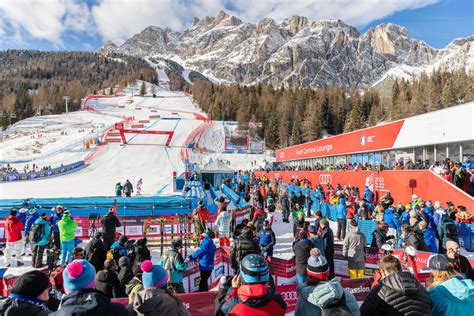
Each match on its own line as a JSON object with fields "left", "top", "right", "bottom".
{"left": 101, "top": 209, "right": 122, "bottom": 249}
{"left": 85, "top": 231, "right": 108, "bottom": 272}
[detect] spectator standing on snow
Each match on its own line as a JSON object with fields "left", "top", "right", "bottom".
{"left": 132, "top": 260, "right": 190, "bottom": 316}
{"left": 217, "top": 254, "right": 286, "bottom": 316}
{"left": 118, "top": 256, "right": 134, "bottom": 287}
{"left": 363, "top": 186, "right": 374, "bottom": 203}
{"left": 24, "top": 208, "right": 39, "bottom": 242}
{"left": 336, "top": 198, "right": 348, "bottom": 240}
{"left": 295, "top": 248, "right": 359, "bottom": 316}
{"left": 58, "top": 210, "right": 77, "bottom": 266}
{"left": 115, "top": 182, "right": 123, "bottom": 197}
{"left": 31, "top": 213, "right": 51, "bottom": 268}
{"left": 438, "top": 215, "right": 460, "bottom": 250}
{"left": 360, "top": 255, "right": 431, "bottom": 316}
{"left": 85, "top": 231, "right": 108, "bottom": 272}
{"left": 4, "top": 209, "right": 25, "bottom": 267}
{"left": 419, "top": 221, "right": 438, "bottom": 253}
{"left": 191, "top": 201, "right": 210, "bottom": 240}
{"left": 134, "top": 237, "right": 151, "bottom": 264}
{"left": 136, "top": 178, "right": 143, "bottom": 195}
{"left": 319, "top": 219, "right": 335, "bottom": 279}
{"left": 214, "top": 208, "right": 232, "bottom": 247}
{"left": 258, "top": 220, "right": 276, "bottom": 257}
{"left": 427, "top": 254, "right": 474, "bottom": 316}
{"left": 49, "top": 206, "right": 64, "bottom": 250}
{"left": 0, "top": 270, "right": 51, "bottom": 315}
{"left": 101, "top": 210, "right": 122, "bottom": 249}
{"left": 230, "top": 226, "right": 261, "bottom": 273}
{"left": 343, "top": 219, "right": 367, "bottom": 279}
{"left": 293, "top": 232, "right": 313, "bottom": 284}
{"left": 371, "top": 222, "right": 395, "bottom": 249}
{"left": 279, "top": 191, "right": 290, "bottom": 223}
{"left": 51, "top": 260, "right": 128, "bottom": 316}
{"left": 188, "top": 232, "right": 216, "bottom": 292}
{"left": 158, "top": 239, "right": 188, "bottom": 293}
{"left": 123, "top": 179, "right": 134, "bottom": 197}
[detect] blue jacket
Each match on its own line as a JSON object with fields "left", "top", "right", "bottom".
{"left": 258, "top": 229, "right": 276, "bottom": 251}
{"left": 422, "top": 228, "right": 438, "bottom": 253}
{"left": 309, "top": 236, "right": 326, "bottom": 254}
{"left": 295, "top": 279, "right": 360, "bottom": 316}
{"left": 50, "top": 212, "right": 64, "bottom": 233}
{"left": 400, "top": 211, "right": 410, "bottom": 226}
{"left": 363, "top": 187, "right": 374, "bottom": 203}
{"left": 189, "top": 236, "right": 216, "bottom": 271}
{"left": 336, "top": 199, "right": 347, "bottom": 219}
{"left": 429, "top": 276, "right": 474, "bottom": 316}
{"left": 33, "top": 217, "right": 52, "bottom": 247}
{"left": 17, "top": 212, "right": 27, "bottom": 225}
{"left": 384, "top": 209, "right": 400, "bottom": 229}
{"left": 24, "top": 212, "right": 39, "bottom": 235}
{"left": 111, "top": 241, "right": 128, "bottom": 257}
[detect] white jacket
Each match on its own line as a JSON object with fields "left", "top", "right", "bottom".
{"left": 214, "top": 211, "right": 232, "bottom": 237}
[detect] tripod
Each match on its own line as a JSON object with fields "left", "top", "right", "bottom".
{"left": 88, "top": 213, "right": 100, "bottom": 238}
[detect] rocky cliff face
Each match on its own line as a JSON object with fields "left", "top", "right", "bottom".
{"left": 99, "top": 10, "right": 473, "bottom": 89}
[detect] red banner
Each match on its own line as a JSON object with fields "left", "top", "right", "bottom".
{"left": 276, "top": 120, "right": 404, "bottom": 162}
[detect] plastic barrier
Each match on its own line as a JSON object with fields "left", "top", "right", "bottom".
{"left": 221, "top": 184, "right": 248, "bottom": 208}
{"left": 458, "top": 222, "right": 474, "bottom": 251}
{"left": 0, "top": 161, "right": 85, "bottom": 182}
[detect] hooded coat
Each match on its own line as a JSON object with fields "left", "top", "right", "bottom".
{"left": 230, "top": 227, "right": 260, "bottom": 270}
{"left": 133, "top": 287, "right": 190, "bottom": 316}
{"left": 95, "top": 270, "right": 126, "bottom": 298}
{"left": 214, "top": 211, "right": 232, "bottom": 237}
{"left": 5, "top": 215, "right": 25, "bottom": 242}
{"left": 383, "top": 209, "right": 400, "bottom": 229}
{"left": 360, "top": 271, "right": 432, "bottom": 316}
{"left": 33, "top": 217, "right": 52, "bottom": 247}
{"left": 342, "top": 227, "right": 367, "bottom": 270}
{"left": 189, "top": 235, "right": 216, "bottom": 271}
{"left": 58, "top": 214, "right": 77, "bottom": 242}
{"left": 429, "top": 276, "right": 474, "bottom": 316}
{"left": 296, "top": 279, "right": 360, "bottom": 316}
{"left": 293, "top": 239, "right": 314, "bottom": 276}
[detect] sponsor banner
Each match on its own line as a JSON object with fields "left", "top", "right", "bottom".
{"left": 1, "top": 161, "right": 84, "bottom": 182}
{"left": 275, "top": 120, "right": 404, "bottom": 162}
{"left": 340, "top": 278, "right": 372, "bottom": 301}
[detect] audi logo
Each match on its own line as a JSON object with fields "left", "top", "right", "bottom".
{"left": 319, "top": 174, "right": 332, "bottom": 185}
{"left": 280, "top": 291, "right": 298, "bottom": 301}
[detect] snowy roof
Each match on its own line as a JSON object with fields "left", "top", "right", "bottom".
{"left": 201, "top": 160, "right": 235, "bottom": 173}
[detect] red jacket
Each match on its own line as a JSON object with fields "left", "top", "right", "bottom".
{"left": 5, "top": 215, "right": 24, "bottom": 242}
{"left": 192, "top": 207, "right": 210, "bottom": 222}
{"left": 222, "top": 284, "right": 286, "bottom": 316}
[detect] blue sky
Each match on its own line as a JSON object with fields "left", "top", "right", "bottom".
{"left": 0, "top": 0, "right": 472, "bottom": 52}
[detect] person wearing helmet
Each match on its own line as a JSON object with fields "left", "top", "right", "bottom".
{"left": 217, "top": 254, "right": 286, "bottom": 316}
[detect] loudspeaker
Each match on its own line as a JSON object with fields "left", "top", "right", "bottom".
{"left": 409, "top": 179, "right": 417, "bottom": 188}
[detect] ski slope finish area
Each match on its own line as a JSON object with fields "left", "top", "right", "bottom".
{"left": 0, "top": 87, "right": 205, "bottom": 198}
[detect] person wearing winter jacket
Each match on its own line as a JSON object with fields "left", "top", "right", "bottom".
{"left": 279, "top": 192, "right": 290, "bottom": 223}
{"left": 126, "top": 265, "right": 144, "bottom": 304}
{"left": 296, "top": 248, "right": 360, "bottom": 316}
{"left": 17, "top": 207, "right": 28, "bottom": 225}
{"left": 134, "top": 237, "right": 151, "bottom": 264}
{"left": 343, "top": 220, "right": 367, "bottom": 279}
{"left": 214, "top": 209, "right": 232, "bottom": 247}
{"left": 431, "top": 201, "right": 447, "bottom": 228}
{"left": 191, "top": 201, "right": 210, "bottom": 239}
{"left": 95, "top": 259, "right": 126, "bottom": 298}
{"left": 319, "top": 219, "right": 335, "bottom": 279}
{"left": 336, "top": 198, "right": 348, "bottom": 240}
{"left": 404, "top": 225, "right": 430, "bottom": 252}
{"left": 455, "top": 205, "right": 473, "bottom": 224}
{"left": 383, "top": 207, "right": 400, "bottom": 229}
{"left": 115, "top": 182, "right": 123, "bottom": 197}
{"left": 0, "top": 270, "right": 52, "bottom": 315}
{"left": 123, "top": 179, "right": 134, "bottom": 197}
{"left": 437, "top": 216, "right": 460, "bottom": 249}
{"left": 363, "top": 186, "right": 374, "bottom": 203}
{"left": 4, "top": 209, "right": 25, "bottom": 267}
{"left": 158, "top": 239, "right": 188, "bottom": 293}
{"left": 427, "top": 254, "right": 474, "bottom": 316}
{"left": 293, "top": 233, "right": 314, "bottom": 283}
{"left": 419, "top": 221, "right": 438, "bottom": 253}
{"left": 31, "top": 213, "right": 52, "bottom": 268}
{"left": 24, "top": 208, "right": 39, "bottom": 238}
{"left": 360, "top": 255, "right": 432, "bottom": 316}
{"left": 118, "top": 256, "right": 134, "bottom": 287}
{"left": 380, "top": 192, "right": 394, "bottom": 209}
{"left": 100, "top": 210, "right": 122, "bottom": 249}
{"left": 188, "top": 233, "right": 216, "bottom": 292}
{"left": 258, "top": 220, "right": 276, "bottom": 257}
{"left": 230, "top": 226, "right": 261, "bottom": 273}
{"left": 217, "top": 254, "right": 286, "bottom": 316}
{"left": 305, "top": 191, "right": 314, "bottom": 217}
{"left": 133, "top": 260, "right": 190, "bottom": 316}
{"left": 50, "top": 260, "right": 128, "bottom": 316}
{"left": 84, "top": 231, "right": 108, "bottom": 272}
{"left": 49, "top": 206, "right": 64, "bottom": 250}
{"left": 445, "top": 240, "right": 474, "bottom": 280}
{"left": 58, "top": 210, "right": 77, "bottom": 266}
{"left": 399, "top": 206, "right": 411, "bottom": 226}
{"left": 371, "top": 222, "right": 395, "bottom": 249}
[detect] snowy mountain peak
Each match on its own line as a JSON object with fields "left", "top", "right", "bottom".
{"left": 99, "top": 12, "right": 473, "bottom": 90}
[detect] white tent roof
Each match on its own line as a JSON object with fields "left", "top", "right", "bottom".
{"left": 201, "top": 160, "right": 235, "bottom": 173}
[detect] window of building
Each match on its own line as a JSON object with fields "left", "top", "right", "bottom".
{"left": 447, "top": 142, "right": 460, "bottom": 162}
{"left": 436, "top": 144, "right": 446, "bottom": 163}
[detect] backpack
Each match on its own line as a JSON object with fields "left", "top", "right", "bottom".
{"left": 321, "top": 293, "right": 352, "bottom": 316}
{"left": 29, "top": 223, "right": 45, "bottom": 243}
{"left": 444, "top": 222, "right": 459, "bottom": 240}
{"left": 86, "top": 243, "right": 98, "bottom": 262}
{"left": 50, "top": 266, "right": 65, "bottom": 292}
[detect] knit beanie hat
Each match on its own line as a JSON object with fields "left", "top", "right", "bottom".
{"left": 349, "top": 219, "right": 358, "bottom": 228}
{"left": 62, "top": 260, "right": 97, "bottom": 294}
{"left": 141, "top": 260, "right": 168, "bottom": 289}
{"left": 11, "top": 270, "right": 49, "bottom": 298}
{"left": 306, "top": 248, "right": 329, "bottom": 281}
{"left": 308, "top": 225, "right": 317, "bottom": 235}
{"left": 119, "top": 256, "right": 131, "bottom": 268}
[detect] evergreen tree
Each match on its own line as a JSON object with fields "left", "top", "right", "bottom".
{"left": 302, "top": 100, "right": 321, "bottom": 142}
{"left": 265, "top": 110, "right": 279, "bottom": 150}
{"left": 290, "top": 121, "right": 302, "bottom": 145}
{"left": 109, "top": 87, "right": 114, "bottom": 95}
{"left": 442, "top": 77, "right": 456, "bottom": 107}
{"left": 139, "top": 81, "right": 146, "bottom": 96}
{"left": 344, "top": 91, "right": 363, "bottom": 132}
{"left": 14, "top": 86, "right": 32, "bottom": 120}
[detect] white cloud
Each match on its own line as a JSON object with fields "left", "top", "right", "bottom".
{"left": 0, "top": 0, "right": 438, "bottom": 46}
{"left": 0, "top": 0, "right": 92, "bottom": 46}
